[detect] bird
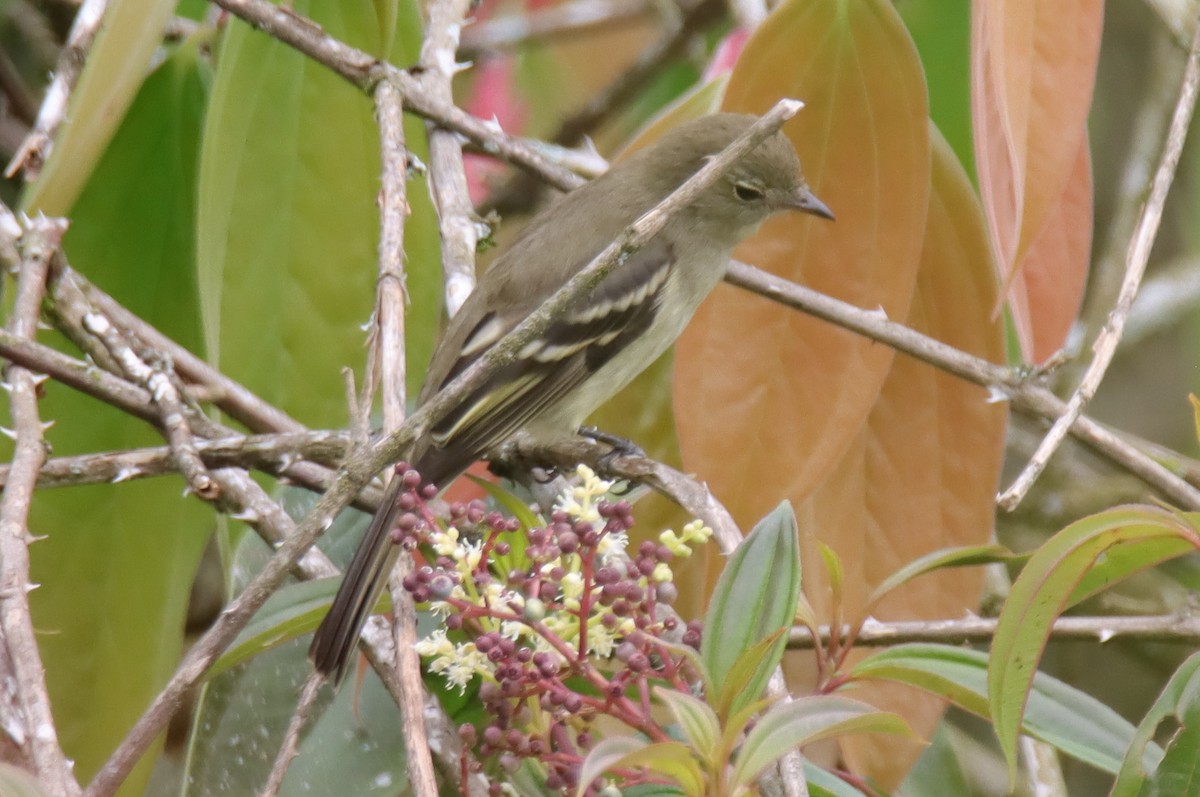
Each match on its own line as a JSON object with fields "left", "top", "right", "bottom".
{"left": 309, "top": 112, "right": 833, "bottom": 682}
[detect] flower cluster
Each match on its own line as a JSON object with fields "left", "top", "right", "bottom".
{"left": 395, "top": 463, "right": 712, "bottom": 793}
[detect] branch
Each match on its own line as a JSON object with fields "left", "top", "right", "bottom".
{"left": 549, "top": 0, "right": 723, "bottom": 148}
{"left": 0, "top": 213, "right": 80, "bottom": 797}
{"left": 80, "top": 311, "right": 218, "bottom": 500}
{"left": 82, "top": 464, "right": 341, "bottom": 797}
{"left": 459, "top": 0, "right": 651, "bottom": 53}
{"left": 725, "top": 262, "right": 1200, "bottom": 509}
{"left": 210, "top": 0, "right": 582, "bottom": 190}
{"left": 372, "top": 75, "right": 442, "bottom": 797}
{"left": 789, "top": 612, "right": 1200, "bottom": 649}
{"left": 998, "top": 14, "right": 1200, "bottom": 510}
{"left": 1074, "top": 31, "right": 1179, "bottom": 355}
{"left": 202, "top": 0, "right": 1200, "bottom": 510}
{"left": 0, "top": 431, "right": 349, "bottom": 490}
{"left": 417, "top": 0, "right": 482, "bottom": 317}
{"left": 478, "top": 0, "right": 724, "bottom": 217}
{"left": 5, "top": 0, "right": 108, "bottom": 180}
{"left": 518, "top": 437, "right": 743, "bottom": 554}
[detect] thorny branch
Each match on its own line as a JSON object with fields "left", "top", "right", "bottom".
{"left": 5, "top": 0, "right": 107, "bottom": 179}
{"left": 998, "top": 13, "right": 1200, "bottom": 510}
{"left": 0, "top": 213, "right": 79, "bottom": 797}
{"left": 369, "top": 75, "right": 442, "bottom": 797}
{"left": 5, "top": 0, "right": 1200, "bottom": 794}
{"left": 417, "top": 0, "right": 482, "bottom": 317}
{"left": 79, "top": 98, "right": 809, "bottom": 797}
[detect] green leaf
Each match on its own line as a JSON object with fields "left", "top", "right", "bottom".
{"left": 729, "top": 696, "right": 910, "bottom": 791}
{"left": 701, "top": 501, "right": 801, "bottom": 719}
{"left": 865, "top": 544, "right": 1018, "bottom": 613}
{"left": 1111, "top": 651, "right": 1200, "bottom": 797}
{"left": 853, "top": 644, "right": 1155, "bottom": 775}
{"left": 186, "top": 514, "right": 461, "bottom": 795}
{"left": 990, "top": 506, "right": 1199, "bottom": 777}
{"left": 653, "top": 686, "right": 720, "bottom": 765}
{"left": 804, "top": 761, "right": 870, "bottom": 797}
{"left": 1067, "top": 525, "right": 1199, "bottom": 608}
{"left": 196, "top": 0, "right": 440, "bottom": 428}
{"left": 621, "top": 787, "right": 687, "bottom": 797}
{"left": 576, "top": 738, "right": 704, "bottom": 797}
{"left": 22, "top": 0, "right": 179, "bottom": 214}
{"left": 710, "top": 629, "right": 786, "bottom": 721}
{"left": 902, "top": 722, "right": 972, "bottom": 797}
{"left": 1140, "top": 695, "right": 1200, "bottom": 797}
{"left": 897, "top": 0, "right": 973, "bottom": 178}
{"left": 25, "top": 43, "right": 212, "bottom": 793}
{"left": 207, "top": 578, "right": 338, "bottom": 679}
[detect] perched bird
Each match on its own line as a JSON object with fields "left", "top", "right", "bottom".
{"left": 309, "top": 112, "right": 833, "bottom": 682}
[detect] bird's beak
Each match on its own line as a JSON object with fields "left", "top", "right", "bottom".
{"left": 781, "top": 185, "right": 835, "bottom": 220}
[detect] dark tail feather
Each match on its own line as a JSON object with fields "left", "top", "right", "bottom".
{"left": 308, "top": 447, "right": 470, "bottom": 684}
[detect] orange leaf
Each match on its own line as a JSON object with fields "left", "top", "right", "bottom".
{"left": 971, "top": 0, "right": 1101, "bottom": 359}
{"left": 675, "top": 0, "right": 931, "bottom": 529}
{"left": 1004, "top": 134, "right": 1093, "bottom": 362}
{"left": 796, "top": 129, "right": 1008, "bottom": 787}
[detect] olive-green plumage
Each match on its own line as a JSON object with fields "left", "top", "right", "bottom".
{"left": 309, "top": 112, "right": 832, "bottom": 682}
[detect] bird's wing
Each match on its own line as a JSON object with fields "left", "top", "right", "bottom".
{"left": 425, "top": 238, "right": 675, "bottom": 454}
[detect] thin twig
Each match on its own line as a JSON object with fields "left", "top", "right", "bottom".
{"left": 82, "top": 466, "right": 357, "bottom": 797}
{"left": 5, "top": 0, "right": 108, "bottom": 180}
{"left": 997, "top": 14, "right": 1200, "bottom": 511}
{"left": 0, "top": 327, "right": 159, "bottom": 423}
{"left": 553, "top": 0, "right": 721, "bottom": 147}
{"left": 789, "top": 612, "right": 1200, "bottom": 648}
{"left": 460, "top": 0, "right": 651, "bottom": 53}
{"left": 210, "top": 0, "right": 582, "bottom": 191}
{"left": 0, "top": 330, "right": 378, "bottom": 505}
{"left": 76, "top": 269, "right": 305, "bottom": 434}
{"left": 418, "top": 0, "right": 482, "bottom": 317}
{"left": 1072, "top": 32, "right": 1178, "bottom": 361}
{"left": 1020, "top": 738, "right": 1068, "bottom": 797}
{"left": 80, "top": 312, "right": 218, "bottom": 500}
{"left": 259, "top": 674, "right": 322, "bottom": 797}
{"left": 0, "top": 46, "right": 40, "bottom": 125}
{"left": 374, "top": 75, "right": 441, "bottom": 797}
{"left": 0, "top": 431, "right": 351, "bottom": 490}
{"left": 725, "top": 261, "right": 1200, "bottom": 509}
{"left": 0, "top": 214, "right": 81, "bottom": 797}
{"left": 478, "top": 0, "right": 724, "bottom": 217}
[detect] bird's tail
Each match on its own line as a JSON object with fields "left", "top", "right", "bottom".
{"left": 308, "top": 447, "right": 467, "bottom": 684}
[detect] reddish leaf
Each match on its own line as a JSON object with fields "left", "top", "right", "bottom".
{"left": 1003, "top": 135, "right": 1093, "bottom": 361}
{"left": 971, "top": 0, "right": 1101, "bottom": 360}
{"left": 795, "top": 130, "right": 1007, "bottom": 787}
{"left": 675, "top": 0, "right": 931, "bottom": 529}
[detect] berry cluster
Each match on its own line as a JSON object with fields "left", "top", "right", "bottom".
{"left": 395, "top": 463, "right": 713, "bottom": 793}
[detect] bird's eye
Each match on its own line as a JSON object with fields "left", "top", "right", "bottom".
{"left": 734, "top": 182, "right": 765, "bottom": 202}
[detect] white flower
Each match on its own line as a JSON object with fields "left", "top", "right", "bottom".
{"left": 418, "top": 630, "right": 491, "bottom": 693}
{"left": 556, "top": 464, "right": 614, "bottom": 523}
{"left": 431, "top": 526, "right": 462, "bottom": 557}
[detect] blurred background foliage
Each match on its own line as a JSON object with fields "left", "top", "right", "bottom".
{"left": 0, "top": 0, "right": 1197, "bottom": 794}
